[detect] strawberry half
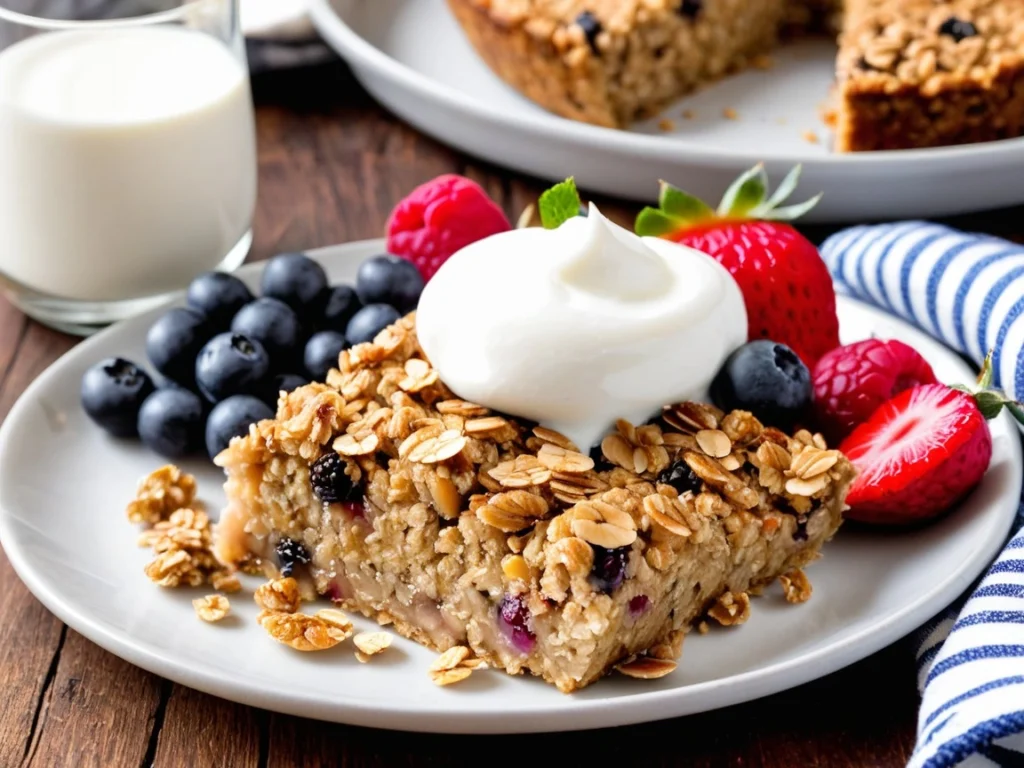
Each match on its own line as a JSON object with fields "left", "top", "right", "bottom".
{"left": 635, "top": 164, "right": 839, "bottom": 370}
{"left": 838, "top": 357, "right": 1022, "bottom": 525}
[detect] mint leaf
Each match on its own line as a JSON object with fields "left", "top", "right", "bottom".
{"left": 538, "top": 178, "right": 582, "bottom": 229}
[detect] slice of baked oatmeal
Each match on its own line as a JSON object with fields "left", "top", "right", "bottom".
{"left": 835, "top": 0, "right": 1024, "bottom": 150}
{"left": 213, "top": 314, "right": 854, "bottom": 693}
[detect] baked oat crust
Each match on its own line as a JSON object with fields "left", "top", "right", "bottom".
{"left": 213, "top": 314, "right": 855, "bottom": 692}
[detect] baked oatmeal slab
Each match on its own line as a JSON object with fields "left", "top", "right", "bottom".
{"left": 836, "top": 0, "right": 1024, "bottom": 151}
{"left": 213, "top": 315, "right": 854, "bottom": 693}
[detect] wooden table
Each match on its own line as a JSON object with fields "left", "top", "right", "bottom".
{"left": 2, "top": 59, "right": 1022, "bottom": 768}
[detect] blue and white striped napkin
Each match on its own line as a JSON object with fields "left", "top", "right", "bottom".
{"left": 820, "top": 223, "right": 1024, "bottom": 768}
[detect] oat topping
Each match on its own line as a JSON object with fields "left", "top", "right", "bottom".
{"left": 193, "top": 595, "right": 231, "bottom": 622}
{"left": 570, "top": 499, "right": 638, "bottom": 548}
{"left": 477, "top": 490, "right": 550, "bottom": 532}
{"left": 536, "top": 443, "right": 595, "bottom": 473}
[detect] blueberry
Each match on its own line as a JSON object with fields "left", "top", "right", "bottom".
{"left": 195, "top": 332, "right": 271, "bottom": 403}
{"left": 319, "top": 284, "right": 363, "bottom": 332}
{"left": 345, "top": 304, "right": 401, "bottom": 346}
{"left": 497, "top": 594, "right": 536, "bottom": 653}
{"left": 678, "top": 0, "right": 702, "bottom": 19}
{"left": 710, "top": 340, "right": 811, "bottom": 430}
{"left": 230, "top": 297, "right": 304, "bottom": 370}
{"left": 145, "top": 307, "right": 213, "bottom": 389}
{"left": 590, "top": 545, "right": 630, "bottom": 593}
{"left": 939, "top": 16, "right": 977, "bottom": 42}
{"left": 137, "top": 388, "right": 205, "bottom": 458}
{"left": 657, "top": 461, "right": 702, "bottom": 495}
{"left": 309, "top": 452, "right": 359, "bottom": 504}
{"left": 261, "top": 253, "right": 328, "bottom": 316}
{"left": 304, "top": 331, "right": 348, "bottom": 381}
{"left": 574, "top": 10, "right": 602, "bottom": 54}
{"left": 205, "top": 394, "right": 274, "bottom": 459}
{"left": 275, "top": 537, "right": 311, "bottom": 577}
{"left": 355, "top": 255, "right": 424, "bottom": 314}
{"left": 81, "top": 358, "right": 155, "bottom": 438}
{"left": 271, "top": 372, "right": 309, "bottom": 397}
{"left": 186, "top": 272, "right": 253, "bottom": 327}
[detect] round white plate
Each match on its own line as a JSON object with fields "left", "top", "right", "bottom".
{"left": 308, "top": 0, "right": 1024, "bottom": 223}
{"left": 0, "top": 240, "right": 1020, "bottom": 734}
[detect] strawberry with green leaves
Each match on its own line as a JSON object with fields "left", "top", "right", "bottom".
{"left": 840, "top": 354, "right": 1024, "bottom": 525}
{"left": 635, "top": 164, "right": 839, "bottom": 370}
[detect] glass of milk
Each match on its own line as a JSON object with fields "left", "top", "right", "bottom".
{"left": 0, "top": 0, "right": 257, "bottom": 334}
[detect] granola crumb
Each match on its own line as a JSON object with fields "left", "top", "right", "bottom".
{"left": 353, "top": 631, "right": 392, "bottom": 658}
{"left": 698, "top": 621, "right": 710, "bottom": 635}
{"left": 616, "top": 656, "right": 677, "bottom": 680}
{"left": 723, "top": 107, "right": 739, "bottom": 121}
{"left": 780, "top": 569, "right": 813, "bottom": 603}
{"left": 428, "top": 645, "right": 486, "bottom": 686}
{"left": 255, "top": 577, "right": 302, "bottom": 614}
{"left": 751, "top": 53, "right": 773, "bottom": 70}
{"left": 258, "top": 608, "right": 353, "bottom": 651}
{"left": 708, "top": 591, "right": 751, "bottom": 626}
{"left": 658, "top": 118, "right": 675, "bottom": 132}
{"left": 681, "top": 109, "right": 696, "bottom": 120}
{"left": 127, "top": 465, "right": 196, "bottom": 525}
{"left": 193, "top": 594, "right": 230, "bottom": 622}
{"left": 802, "top": 130, "right": 820, "bottom": 144}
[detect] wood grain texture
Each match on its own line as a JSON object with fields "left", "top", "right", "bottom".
{"left": 0, "top": 57, "right": 1021, "bottom": 768}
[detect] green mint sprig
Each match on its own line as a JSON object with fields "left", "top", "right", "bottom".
{"left": 538, "top": 177, "right": 582, "bottom": 229}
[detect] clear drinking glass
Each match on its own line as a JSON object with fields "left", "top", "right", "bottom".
{"left": 0, "top": 0, "right": 257, "bottom": 335}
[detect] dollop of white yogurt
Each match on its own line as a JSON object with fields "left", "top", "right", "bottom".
{"left": 415, "top": 204, "right": 747, "bottom": 451}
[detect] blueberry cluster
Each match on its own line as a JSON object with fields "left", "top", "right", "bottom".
{"left": 80, "top": 252, "right": 424, "bottom": 462}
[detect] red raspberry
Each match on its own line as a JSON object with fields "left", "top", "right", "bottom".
{"left": 812, "top": 339, "right": 937, "bottom": 443}
{"left": 385, "top": 175, "right": 512, "bottom": 281}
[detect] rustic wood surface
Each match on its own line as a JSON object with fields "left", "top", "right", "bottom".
{"left": 1, "top": 59, "right": 1022, "bottom": 768}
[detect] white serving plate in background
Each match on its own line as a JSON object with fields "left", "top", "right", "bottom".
{"left": 308, "top": 0, "right": 1024, "bottom": 223}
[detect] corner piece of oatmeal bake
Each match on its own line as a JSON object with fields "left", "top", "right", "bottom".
{"left": 212, "top": 314, "right": 855, "bottom": 693}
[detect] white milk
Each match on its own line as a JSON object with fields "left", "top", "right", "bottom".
{"left": 0, "top": 26, "right": 257, "bottom": 302}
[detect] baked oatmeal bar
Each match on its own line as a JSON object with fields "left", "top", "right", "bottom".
{"left": 449, "top": 0, "right": 1024, "bottom": 151}
{"left": 835, "top": 0, "right": 1024, "bottom": 150}
{"left": 213, "top": 315, "right": 855, "bottom": 692}
{"left": 447, "top": 0, "right": 797, "bottom": 128}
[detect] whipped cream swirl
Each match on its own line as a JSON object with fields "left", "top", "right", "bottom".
{"left": 415, "top": 204, "right": 747, "bottom": 451}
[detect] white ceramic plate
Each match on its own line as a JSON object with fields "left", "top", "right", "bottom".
{"left": 308, "top": 0, "right": 1024, "bottom": 223}
{"left": 0, "top": 240, "right": 1020, "bottom": 734}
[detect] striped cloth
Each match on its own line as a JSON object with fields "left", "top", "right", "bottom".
{"left": 820, "top": 223, "right": 1024, "bottom": 768}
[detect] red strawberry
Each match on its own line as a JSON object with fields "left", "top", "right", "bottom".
{"left": 839, "top": 351, "right": 1024, "bottom": 526}
{"left": 813, "top": 339, "right": 938, "bottom": 443}
{"left": 386, "top": 174, "right": 512, "bottom": 281}
{"left": 635, "top": 164, "right": 839, "bottom": 370}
